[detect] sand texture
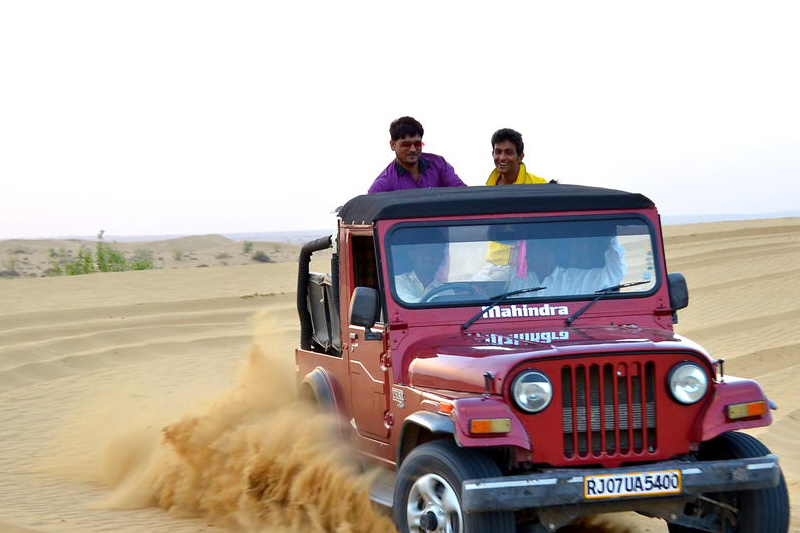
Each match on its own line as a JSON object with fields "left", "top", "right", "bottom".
{"left": 0, "top": 218, "right": 798, "bottom": 532}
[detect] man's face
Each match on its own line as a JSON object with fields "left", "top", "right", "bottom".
{"left": 526, "top": 239, "right": 557, "bottom": 277}
{"left": 391, "top": 134, "right": 424, "bottom": 168}
{"left": 493, "top": 140, "right": 524, "bottom": 178}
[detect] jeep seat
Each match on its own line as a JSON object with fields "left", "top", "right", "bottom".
{"left": 307, "top": 272, "right": 341, "bottom": 354}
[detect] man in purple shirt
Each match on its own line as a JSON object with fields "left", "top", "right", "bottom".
{"left": 368, "top": 116, "right": 466, "bottom": 193}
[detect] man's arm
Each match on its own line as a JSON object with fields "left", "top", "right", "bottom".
{"left": 368, "top": 176, "right": 391, "bottom": 194}
{"left": 603, "top": 237, "right": 627, "bottom": 284}
{"left": 436, "top": 158, "right": 466, "bottom": 187}
{"left": 395, "top": 273, "right": 422, "bottom": 303}
{"left": 368, "top": 162, "right": 397, "bottom": 194}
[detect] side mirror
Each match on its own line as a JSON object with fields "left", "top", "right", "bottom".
{"left": 668, "top": 273, "right": 689, "bottom": 310}
{"left": 350, "top": 287, "right": 379, "bottom": 329}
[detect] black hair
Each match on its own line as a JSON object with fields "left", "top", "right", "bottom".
{"left": 491, "top": 128, "right": 524, "bottom": 156}
{"left": 390, "top": 116, "right": 424, "bottom": 141}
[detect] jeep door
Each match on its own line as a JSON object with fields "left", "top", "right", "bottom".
{"left": 344, "top": 232, "right": 391, "bottom": 441}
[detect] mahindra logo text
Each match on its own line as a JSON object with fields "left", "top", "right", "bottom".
{"left": 481, "top": 303, "right": 569, "bottom": 319}
{"left": 483, "top": 331, "right": 570, "bottom": 346}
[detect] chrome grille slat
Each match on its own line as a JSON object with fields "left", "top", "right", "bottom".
{"left": 562, "top": 362, "right": 657, "bottom": 458}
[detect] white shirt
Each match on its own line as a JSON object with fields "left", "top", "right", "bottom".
{"left": 507, "top": 240, "right": 627, "bottom": 297}
{"left": 394, "top": 271, "right": 443, "bottom": 303}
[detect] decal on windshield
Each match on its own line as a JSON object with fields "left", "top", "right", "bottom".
{"left": 483, "top": 331, "right": 570, "bottom": 345}
{"left": 481, "top": 303, "right": 569, "bottom": 319}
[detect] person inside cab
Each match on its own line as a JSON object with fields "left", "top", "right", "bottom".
{"left": 507, "top": 237, "right": 627, "bottom": 297}
{"left": 393, "top": 240, "right": 447, "bottom": 303}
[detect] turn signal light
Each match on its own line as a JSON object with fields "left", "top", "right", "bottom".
{"left": 438, "top": 402, "right": 454, "bottom": 415}
{"left": 469, "top": 418, "right": 511, "bottom": 434}
{"left": 727, "top": 401, "right": 767, "bottom": 420}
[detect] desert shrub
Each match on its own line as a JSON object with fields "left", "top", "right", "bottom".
{"left": 48, "top": 231, "right": 155, "bottom": 276}
{"left": 95, "top": 230, "right": 126, "bottom": 272}
{"left": 47, "top": 248, "right": 72, "bottom": 276}
{"left": 251, "top": 251, "right": 273, "bottom": 263}
{"left": 242, "top": 240, "right": 254, "bottom": 254}
{"left": 0, "top": 257, "right": 20, "bottom": 278}
{"left": 9, "top": 246, "right": 28, "bottom": 254}
{"left": 215, "top": 252, "right": 232, "bottom": 260}
{"left": 172, "top": 250, "right": 184, "bottom": 261}
{"left": 130, "top": 249, "right": 155, "bottom": 270}
{"left": 96, "top": 233, "right": 128, "bottom": 272}
{"left": 65, "top": 247, "right": 96, "bottom": 275}
{"left": 2, "top": 257, "right": 19, "bottom": 273}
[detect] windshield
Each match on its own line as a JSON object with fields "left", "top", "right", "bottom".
{"left": 386, "top": 217, "right": 657, "bottom": 306}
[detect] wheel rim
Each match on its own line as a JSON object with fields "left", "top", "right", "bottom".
{"left": 406, "top": 473, "right": 463, "bottom": 533}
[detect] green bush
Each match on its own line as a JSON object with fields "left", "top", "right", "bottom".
{"left": 47, "top": 247, "right": 71, "bottom": 276}
{"left": 47, "top": 230, "right": 156, "bottom": 276}
{"left": 65, "top": 247, "right": 96, "bottom": 275}
{"left": 242, "top": 240, "right": 254, "bottom": 254}
{"left": 130, "top": 249, "right": 155, "bottom": 270}
{"left": 251, "top": 251, "right": 273, "bottom": 263}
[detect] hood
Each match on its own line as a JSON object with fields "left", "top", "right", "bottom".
{"left": 406, "top": 324, "right": 696, "bottom": 394}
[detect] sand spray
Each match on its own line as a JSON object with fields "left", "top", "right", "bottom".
{"left": 95, "top": 311, "right": 396, "bottom": 532}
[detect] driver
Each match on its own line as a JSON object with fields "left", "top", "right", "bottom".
{"left": 507, "top": 237, "right": 626, "bottom": 297}
{"left": 394, "top": 241, "right": 447, "bottom": 303}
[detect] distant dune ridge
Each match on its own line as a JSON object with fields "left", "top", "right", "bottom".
{"left": 0, "top": 234, "right": 329, "bottom": 278}
{"left": 0, "top": 218, "right": 798, "bottom": 532}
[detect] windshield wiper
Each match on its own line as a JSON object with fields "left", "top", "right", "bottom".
{"left": 461, "top": 286, "right": 546, "bottom": 331}
{"left": 564, "top": 280, "right": 650, "bottom": 326}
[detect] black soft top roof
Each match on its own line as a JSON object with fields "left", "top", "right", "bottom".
{"left": 338, "top": 184, "right": 654, "bottom": 224}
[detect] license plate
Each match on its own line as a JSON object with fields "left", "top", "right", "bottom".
{"left": 584, "top": 470, "right": 682, "bottom": 499}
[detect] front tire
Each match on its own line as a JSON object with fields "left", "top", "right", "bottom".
{"left": 668, "top": 432, "right": 789, "bottom": 533}
{"left": 393, "top": 440, "right": 514, "bottom": 533}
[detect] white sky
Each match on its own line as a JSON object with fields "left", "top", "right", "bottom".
{"left": 2, "top": 1, "right": 799, "bottom": 239}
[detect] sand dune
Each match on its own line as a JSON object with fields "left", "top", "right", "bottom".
{"left": 0, "top": 234, "right": 316, "bottom": 278}
{"left": 0, "top": 219, "right": 797, "bottom": 532}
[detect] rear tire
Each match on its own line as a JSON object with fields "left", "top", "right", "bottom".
{"left": 667, "top": 432, "right": 789, "bottom": 533}
{"left": 393, "top": 439, "right": 514, "bottom": 533}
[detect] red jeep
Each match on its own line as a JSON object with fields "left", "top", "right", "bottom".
{"left": 295, "top": 185, "right": 789, "bottom": 533}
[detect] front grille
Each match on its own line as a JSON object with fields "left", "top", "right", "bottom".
{"left": 562, "top": 362, "right": 657, "bottom": 458}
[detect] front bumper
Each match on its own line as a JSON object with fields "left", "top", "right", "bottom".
{"left": 462, "top": 454, "right": 781, "bottom": 512}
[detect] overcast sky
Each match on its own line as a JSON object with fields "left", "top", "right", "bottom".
{"left": 2, "top": 1, "right": 798, "bottom": 239}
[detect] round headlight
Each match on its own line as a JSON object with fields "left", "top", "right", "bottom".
{"left": 668, "top": 362, "right": 708, "bottom": 404}
{"left": 511, "top": 370, "right": 553, "bottom": 413}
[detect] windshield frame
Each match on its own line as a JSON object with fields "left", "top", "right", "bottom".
{"left": 383, "top": 213, "right": 662, "bottom": 310}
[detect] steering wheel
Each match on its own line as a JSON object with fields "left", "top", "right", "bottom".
{"left": 420, "top": 283, "right": 485, "bottom": 303}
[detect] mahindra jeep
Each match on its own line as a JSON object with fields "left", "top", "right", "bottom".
{"left": 295, "top": 185, "right": 789, "bottom": 533}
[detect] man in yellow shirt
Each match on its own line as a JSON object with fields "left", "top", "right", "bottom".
{"left": 483, "top": 129, "right": 547, "bottom": 267}
{"left": 486, "top": 128, "right": 547, "bottom": 185}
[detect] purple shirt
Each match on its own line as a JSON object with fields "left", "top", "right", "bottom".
{"left": 368, "top": 153, "right": 466, "bottom": 193}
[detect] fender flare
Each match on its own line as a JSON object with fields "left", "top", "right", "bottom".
{"left": 301, "top": 367, "right": 336, "bottom": 414}
{"left": 397, "top": 411, "right": 455, "bottom": 467}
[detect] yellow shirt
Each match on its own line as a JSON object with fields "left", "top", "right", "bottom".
{"left": 486, "top": 162, "right": 547, "bottom": 185}
{"left": 485, "top": 162, "right": 546, "bottom": 264}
